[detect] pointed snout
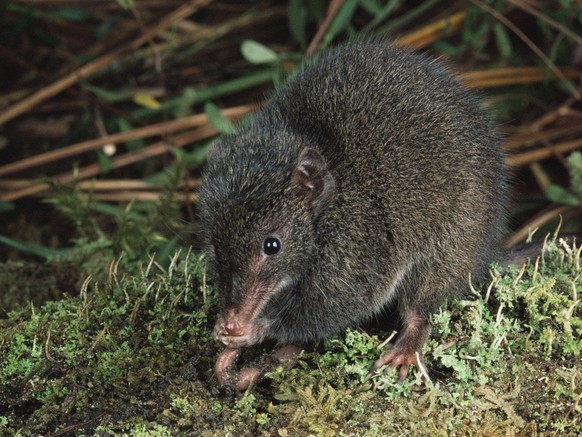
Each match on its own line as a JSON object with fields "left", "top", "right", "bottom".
{"left": 223, "top": 308, "right": 246, "bottom": 336}
{"left": 225, "top": 319, "right": 245, "bottom": 336}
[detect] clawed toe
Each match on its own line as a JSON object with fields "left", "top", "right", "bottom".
{"left": 366, "top": 346, "right": 429, "bottom": 383}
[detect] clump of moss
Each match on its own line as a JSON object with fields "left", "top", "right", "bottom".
{"left": 1, "top": 237, "right": 579, "bottom": 435}
{"left": 0, "top": 259, "right": 82, "bottom": 317}
{"left": 265, "top": 235, "right": 581, "bottom": 435}
{"left": 0, "top": 250, "right": 218, "bottom": 434}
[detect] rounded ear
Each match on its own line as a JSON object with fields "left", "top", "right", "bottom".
{"left": 291, "top": 147, "right": 336, "bottom": 217}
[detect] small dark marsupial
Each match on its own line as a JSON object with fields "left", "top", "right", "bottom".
{"left": 198, "top": 41, "right": 508, "bottom": 389}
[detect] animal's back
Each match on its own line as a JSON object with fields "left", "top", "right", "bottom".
{"left": 270, "top": 42, "right": 507, "bottom": 302}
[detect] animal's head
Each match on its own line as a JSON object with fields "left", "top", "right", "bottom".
{"left": 198, "top": 125, "right": 335, "bottom": 339}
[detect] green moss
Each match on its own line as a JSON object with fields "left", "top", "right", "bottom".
{"left": 263, "top": 235, "right": 581, "bottom": 435}
{"left": 0, "top": 237, "right": 579, "bottom": 435}
{"left": 0, "top": 259, "right": 82, "bottom": 317}
{"left": 0, "top": 250, "right": 218, "bottom": 434}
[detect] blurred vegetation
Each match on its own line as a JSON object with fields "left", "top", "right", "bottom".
{"left": 0, "top": 0, "right": 581, "bottom": 435}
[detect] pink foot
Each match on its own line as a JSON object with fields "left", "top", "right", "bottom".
{"left": 215, "top": 345, "right": 302, "bottom": 390}
{"left": 367, "top": 345, "right": 426, "bottom": 382}
{"left": 366, "top": 308, "right": 431, "bottom": 382}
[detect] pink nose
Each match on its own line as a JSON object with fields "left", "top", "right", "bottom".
{"left": 225, "top": 320, "right": 244, "bottom": 336}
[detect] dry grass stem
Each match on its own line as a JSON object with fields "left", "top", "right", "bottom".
{"left": 0, "top": 51, "right": 120, "bottom": 126}
{"left": 0, "top": 104, "right": 255, "bottom": 177}
{"left": 459, "top": 67, "right": 581, "bottom": 88}
{"left": 394, "top": 11, "right": 466, "bottom": 49}
{"left": 470, "top": 0, "right": 581, "bottom": 100}
{"left": 0, "top": 178, "right": 201, "bottom": 191}
{"left": 507, "top": 137, "right": 582, "bottom": 167}
{"left": 0, "top": 0, "right": 212, "bottom": 126}
{"left": 86, "top": 192, "right": 199, "bottom": 203}
{"left": 503, "top": 124, "right": 582, "bottom": 151}
{"left": 306, "top": 0, "right": 344, "bottom": 56}
{"left": 1, "top": 125, "right": 217, "bottom": 202}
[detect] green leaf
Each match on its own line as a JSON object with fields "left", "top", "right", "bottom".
{"left": 493, "top": 23, "right": 513, "bottom": 59}
{"left": 49, "top": 7, "right": 91, "bottom": 22}
{"left": 545, "top": 184, "right": 581, "bottom": 206}
{"left": 432, "top": 40, "right": 462, "bottom": 57}
{"left": 288, "top": 0, "right": 308, "bottom": 49}
{"left": 0, "top": 234, "right": 72, "bottom": 258}
{"left": 174, "top": 87, "right": 198, "bottom": 119}
{"left": 96, "top": 150, "right": 112, "bottom": 173}
{"left": 241, "top": 40, "right": 279, "bottom": 64}
{"left": 96, "top": 16, "right": 121, "bottom": 40}
{"left": 116, "top": 0, "right": 135, "bottom": 10}
{"left": 115, "top": 118, "right": 144, "bottom": 151}
{"left": 133, "top": 92, "right": 161, "bottom": 110}
{"left": 566, "top": 151, "right": 582, "bottom": 197}
{"left": 155, "top": 235, "right": 181, "bottom": 268}
{"left": 83, "top": 82, "right": 129, "bottom": 102}
{"left": 92, "top": 201, "right": 144, "bottom": 220}
{"left": 174, "top": 142, "right": 213, "bottom": 169}
{"left": 323, "top": 0, "right": 358, "bottom": 46}
{"left": 548, "top": 33, "right": 565, "bottom": 65}
{"left": 204, "top": 102, "right": 236, "bottom": 135}
{"left": 359, "top": 0, "right": 384, "bottom": 15}
{"left": 363, "top": 0, "right": 402, "bottom": 31}
{"left": 377, "top": 0, "right": 438, "bottom": 35}
{"left": 0, "top": 201, "right": 14, "bottom": 213}
{"left": 133, "top": 69, "right": 276, "bottom": 119}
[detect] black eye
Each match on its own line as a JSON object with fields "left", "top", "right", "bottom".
{"left": 262, "top": 236, "right": 281, "bottom": 255}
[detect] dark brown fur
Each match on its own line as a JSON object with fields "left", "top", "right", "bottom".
{"left": 198, "top": 41, "right": 508, "bottom": 386}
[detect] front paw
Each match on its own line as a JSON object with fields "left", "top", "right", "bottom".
{"left": 215, "top": 344, "right": 303, "bottom": 390}
{"left": 213, "top": 317, "right": 269, "bottom": 348}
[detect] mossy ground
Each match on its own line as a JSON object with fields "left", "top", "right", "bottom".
{"left": 0, "top": 236, "right": 579, "bottom": 436}
{"left": 1, "top": 2, "right": 581, "bottom": 435}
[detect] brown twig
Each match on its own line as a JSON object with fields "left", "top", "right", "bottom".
{"left": 506, "top": 137, "right": 582, "bottom": 167}
{"left": 0, "top": 0, "right": 213, "bottom": 126}
{"left": 505, "top": 205, "right": 572, "bottom": 247}
{"left": 394, "top": 11, "right": 466, "bottom": 49}
{"left": 528, "top": 95, "right": 580, "bottom": 132}
{"left": 0, "top": 104, "right": 255, "bottom": 177}
{"left": 1, "top": 126, "right": 217, "bottom": 202}
{"left": 306, "top": 0, "right": 344, "bottom": 56}
{"left": 458, "top": 67, "right": 581, "bottom": 88}
{"left": 470, "top": 0, "right": 581, "bottom": 100}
